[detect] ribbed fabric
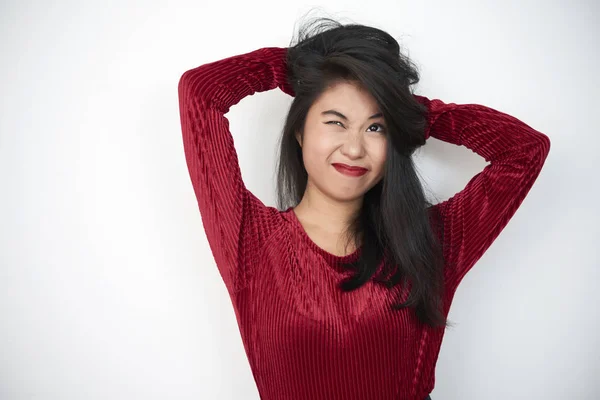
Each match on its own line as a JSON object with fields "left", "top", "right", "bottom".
{"left": 177, "top": 47, "right": 550, "bottom": 400}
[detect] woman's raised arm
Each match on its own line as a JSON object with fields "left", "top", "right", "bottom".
{"left": 414, "top": 95, "right": 551, "bottom": 290}
{"left": 177, "top": 47, "right": 293, "bottom": 294}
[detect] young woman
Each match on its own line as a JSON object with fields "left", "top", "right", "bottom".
{"left": 177, "top": 18, "right": 550, "bottom": 400}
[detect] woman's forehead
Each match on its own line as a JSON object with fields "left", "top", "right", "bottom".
{"left": 312, "top": 82, "right": 382, "bottom": 119}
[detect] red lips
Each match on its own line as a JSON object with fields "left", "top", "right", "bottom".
{"left": 332, "top": 163, "right": 369, "bottom": 177}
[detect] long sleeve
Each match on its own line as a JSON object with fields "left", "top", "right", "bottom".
{"left": 177, "top": 47, "right": 293, "bottom": 294}
{"left": 414, "top": 95, "right": 551, "bottom": 290}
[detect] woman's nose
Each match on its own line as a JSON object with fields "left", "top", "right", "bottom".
{"left": 340, "top": 131, "right": 366, "bottom": 159}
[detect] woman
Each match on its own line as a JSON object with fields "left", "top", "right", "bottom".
{"left": 177, "top": 17, "right": 550, "bottom": 400}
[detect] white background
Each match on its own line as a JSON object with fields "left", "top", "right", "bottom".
{"left": 1, "top": 1, "right": 598, "bottom": 399}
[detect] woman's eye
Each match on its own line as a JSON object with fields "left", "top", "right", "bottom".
{"left": 325, "top": 121, "right": 386, "bottom": 133}
{"left": 368, "top": 123, "right": 386, "bottom": 133}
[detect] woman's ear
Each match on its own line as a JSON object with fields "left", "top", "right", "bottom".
{"left": 295, "top": 130, "right": 303, "bottom": 148}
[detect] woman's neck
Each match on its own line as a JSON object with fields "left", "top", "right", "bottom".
{"left": 293, "top": 186, "right": 362, "bottom": 236}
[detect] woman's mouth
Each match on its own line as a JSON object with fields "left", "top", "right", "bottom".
{"left": 332, "top": 163, "right": 369, "bottom": 177}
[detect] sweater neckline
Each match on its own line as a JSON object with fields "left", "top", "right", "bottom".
{"left": 284, "top": 206, "right": 362, "bottom": 267}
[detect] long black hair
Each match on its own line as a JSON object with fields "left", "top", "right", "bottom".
{"left": 276, "top": 16, "right": 448, "bottom": 328}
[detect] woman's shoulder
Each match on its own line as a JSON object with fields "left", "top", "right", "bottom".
{"left": 253, "top": 206, "right": 316, "bottom": 255}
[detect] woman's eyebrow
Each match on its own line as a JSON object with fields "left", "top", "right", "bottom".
{"left": 321, "top": 110, "right": 383, "bottom": 120}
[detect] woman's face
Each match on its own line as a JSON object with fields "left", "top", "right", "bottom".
{"left": 296, "top": 80, "right": 388, "bottom": 203}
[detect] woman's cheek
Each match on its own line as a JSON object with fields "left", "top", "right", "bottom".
{"left": 367, "top": 137, "right": 388, "bottom": 168}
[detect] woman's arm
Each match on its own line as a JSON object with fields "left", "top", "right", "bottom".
{"left": 414, "top": 95, "right": 551, "bottom": 290}
{"left": 177, "top": 47, "right": 292, "bottom": 294}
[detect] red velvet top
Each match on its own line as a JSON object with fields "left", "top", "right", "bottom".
{"left": 177, "top": 46, "right": 550, "bottom": 400}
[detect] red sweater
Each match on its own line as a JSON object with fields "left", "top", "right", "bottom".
{"left": 177, "top": 47, "right": 550, "bottom": 400}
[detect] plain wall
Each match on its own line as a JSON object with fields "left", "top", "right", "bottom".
{"left": 1, "top": 1, "right": 598, "bottom": 399}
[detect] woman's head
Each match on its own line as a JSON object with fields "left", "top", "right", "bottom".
{"left": 277, "top": 17, "right": 429, "bottom": 207}
{"left": 276, "top": 17, "right": 447, "bottom": 328}
{"left": 295, "top": 79, "right": 388, "bottom": 204}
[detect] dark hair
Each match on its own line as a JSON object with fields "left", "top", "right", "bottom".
{"left": 276, "top": 16, "right": 448, "bottom": 328}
